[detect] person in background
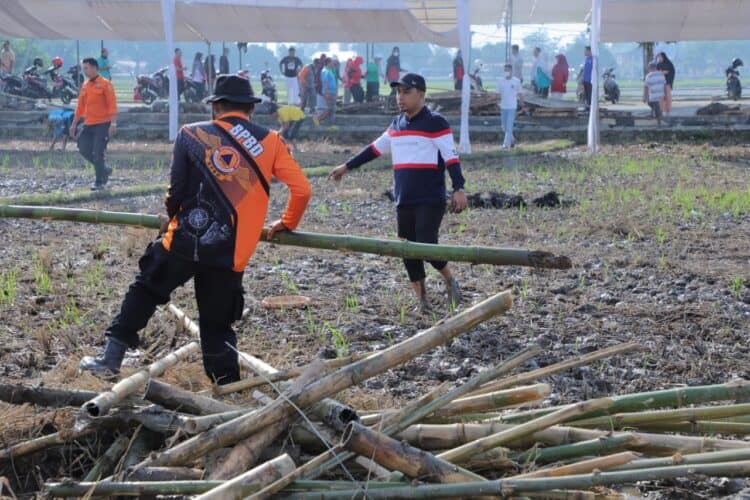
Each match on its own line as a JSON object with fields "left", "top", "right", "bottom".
{"left": 656, "top": 51, "right": 675, "bottom": 117}
{"left": 279, "top": 47, "right": 303, "bottom": 106}
{"left": 314, "top": 53, "right": 326, "bottom": 113}
{"left": 97, "top": 47, "right": 112, "bottom": 80}
{"left": 204, "top": 54, "right": 217, "bottom": 89}
{"left": 173, "top": 48, "right": 185, "bottom": 100}
{"left": 365, "top": 55, "right": 382, "bottom": 101}
{"left": 298, "top": 58, "right": 317, "bottom": 113}
{"left": 644, "top": 61, "right": 666, "bottom": 126}
{"left": 70, "top": 58, "right": 118, "bottom": 190}
{"left": 1, "top": 40, "right": 16, "bottom": 74}
{"left": 497, "top": 63, "right": 524, "bottom": 150}
{"left": 316, "top": 58, "right": 337, "bottom": 125}
{"left": 347, "top": 55, "right": 364, "bottom": 103}
{"left": 342, "top": 56, "right": 353, "bottom": 105}
{"left": 531, "top": 47, "right": 550, "bottom": 97}
{"left": 192, "top": 52, "right": 206, "bottom": 99}
{"left": 550, "top": 53, "right": 569, "bottom": 99}
{"left": 582, "top": 46, "right": 593, "bottom": 108}
{"left": 453, "top": 49, "right": 464, "bottom": 90}
{"left": 329, "top": 73, "right": 467, "bottom": 313}
{"left": 219, "top": 47, "right": 230, "bottom": 75}
{"left": 510, "top": 44, "right": 523, "bottom": 83}
{"left": 268, "top": 102, "right": 307, "bottom": 151}
{"left": 385, "top": 46, "right": 402, "bottom": 90}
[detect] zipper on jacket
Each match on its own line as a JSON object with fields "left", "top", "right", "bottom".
{"left": 193, "top": 182, "right": 202, "bottom": 261}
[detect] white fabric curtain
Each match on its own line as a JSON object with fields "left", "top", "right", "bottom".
{"left": 587, "top": 0, "right": 602, "bottom": 153}
{"left": 456, "top": 0, "right": 472, "bottom": 154}
{"left": 160, "top": 0, "right": 178, "bottom": 141}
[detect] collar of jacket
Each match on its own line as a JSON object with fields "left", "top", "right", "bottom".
{"left": 215, "top": 111, "right": 251, "bottom": 121}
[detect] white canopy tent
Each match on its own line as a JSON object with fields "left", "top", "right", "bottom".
{"left": 2, "top": 0, "right": 747, "bottom": 150}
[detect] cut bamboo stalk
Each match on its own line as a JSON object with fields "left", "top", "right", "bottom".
{"left": 438, "top": 398, "right": 614, "bottom": 464}
{"left": 0, "top": 205, "right": 572, "bottom": 269}
{"left": 0, "top": 428, "right": 97, "bottom": 462}
{"left": 126, "top": 467, "right": 204, "bottom": 481}
{"left": 45, "top": 479, "right": 404, "bottom": 497}
{"left": 397, "top": 422, "right": 750, "bottom": 455}
{"left": 460, "top": 448, "right": 516, "bottom": 473}
{"left": 113, "top": 406, "right": 190, "bottom": 434}
{"left": 566, "top": 402, "right": 750, "bottom": 430}
{"left": 341, "top": 422, "right": 484, "bottom": 483}
{"left": 145, "top": 379, "right": 240, "bottom": 415}
{"left": 0, "top": 184, "right": 167, "bottom": 206}
{"left": 81, "top": 341, "right": 200, "bottom": 418}
{"left": 0, "top": 383, "right": 98, "bottom": 408}
{"left": 512, "top": 435, "right": 641, "bottom": 465}
{"left": 303, "top": 345, "right": 539, "bottom": 480}
{"left": 121, "top": 428, "right": 161, "bottom": 471}
{"left": 495, "top": 380, "right": 750, "bottom": 425}
{"left": 250, "top": 460, "right": 750, "bottom": 499}
{"left": 512, "top": 451, "right": 641, "bottom": 479}
{"left": 467, "top": 343, "right": 643, "bottom": 397}
{"left": 634, "top": 420, "right": 750, "bottom": 435}
{"left": 610, "top": 448, "right": 750, "bottom": 471}
{"left": 133, "top": 290, "right": 512, "bottom": 469}
{"left": 209, "top": 360, "right": 326, "bottom": 479}
{"left": 197, "top": 453, "right": 297, "bottom": 500}
{"left": 213, "top": 352, "right": 378, "bottom": 396}
{"left": 83, "top": 434, "right": 131, "bottom": 481}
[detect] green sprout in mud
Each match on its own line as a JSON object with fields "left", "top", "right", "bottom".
{"left": 345, "top": 295, "right": 359, "bottom": 312}
{"left": 655, "top": 227, "right": 667, "bottom": 246}
{"left": 517, "top": 278, "right": 530, "bottom": 300}
{"left": 0, "top": 269, "right": 18, "bottom": 305}
{"left": 33, "top": 254, "right": 52, "bottom": 295}
{"left": 62, "top": 299, "right": 83, "bottom": 327}
{"left": 84, "top": 262, "right": 106, "bottom": 294}
{"left": 316, "top": 202, "right": 330, "bottom": 219}
{"left": 341, "top": 201, "right": 352, "bottom": 217}
{"left": 32, "top": 156, "right": 42, "bottom": 169}
{"left": 731, "top": 277, "right": 744, "bottom": 299}
{"left": 325, "top": 323, "right": 349, "bottom": 357}
{"left": 280, "top": 271, "right": 298, "bottom": 293}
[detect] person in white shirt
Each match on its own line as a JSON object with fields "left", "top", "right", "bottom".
{"left": 510, "top": 44, "right": 523, "bottom": 83}
{"left": 497, "top": 63, "right": 524, "bottom": 149}
{"left": 643, "top": 62, "right": 667, "bottom": 126}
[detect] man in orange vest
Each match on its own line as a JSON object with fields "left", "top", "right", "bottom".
{"left": 79, "top": 75, "right": 312, "bottom": 384}
{"left": 70, "top": 57, "right": 118, "bottom": 190}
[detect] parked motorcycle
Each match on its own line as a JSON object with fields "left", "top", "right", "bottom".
{"left": 43, "top": 57, "right": 78, "bottom": 104}
{"left": 181, "top": 75, "right": 205, "bottom": 103}
{"left": 21, "top": 58, "right": 52, "bottom": 100}
{"left": 602, "top": 67, "right": 620, "bottom": 104}
{"left": 0, "top": 70, "right": 25, "bottom": 97}
{"left": 726, "top": 57, "right": 743, "bottom": 100}
{"left": 260, "top": 69, "right": 277, "bottom": 103}
{"left": 67, "top": 64, "right": 84, "bottom": 88}
{"left": 134, "top": 66, "right": 169, "bottom": 104}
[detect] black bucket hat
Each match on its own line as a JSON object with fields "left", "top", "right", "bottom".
{"left": 204, "top": 73, "right": 262, "bottom": 104}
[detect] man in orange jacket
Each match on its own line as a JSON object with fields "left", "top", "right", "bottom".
{"left": 79, "top": 75, "right": 312, "bottom": 384}
{"left": 70, "top": 57, "right": 118, "bottom": 190}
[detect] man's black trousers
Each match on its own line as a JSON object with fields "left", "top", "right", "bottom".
{"left": 396, "top": 204, "right": 447, "bottom": 282}
{"left": 77, "top": 122, "right": 110, "bottom": 185}
{"left": 106, "top": 242, "right": 244, "bottom": 385}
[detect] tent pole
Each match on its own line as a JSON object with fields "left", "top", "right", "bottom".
{"left": 456, "top": 0, "right": 472, "bottom": 154}
{"left": 587, "top": 0, "right": 601, "bottom": 153}
{"left": 160, "top": 0, "right": 178, "bottom": 141}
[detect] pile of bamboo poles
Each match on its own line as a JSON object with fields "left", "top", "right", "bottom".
{"left": 2, "top": 292, "right": 750, "bottom": 498}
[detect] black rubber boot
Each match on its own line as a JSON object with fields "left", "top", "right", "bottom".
{"left": 79, "top": 337, "right": 127, "bottom": 378}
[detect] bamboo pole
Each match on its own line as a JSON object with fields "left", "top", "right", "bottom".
{"left": 83, "top": 434, "right": 131, "bottom": 481}
{"left": 0, "top": 383, "right": 98, "bottom": 408}
{"left": 567, "top": 403, "right": 750, "bottom": 430}
{"left": 0, "top": 428, "right": 97, "bottom": 462}
{"left": 610, "top": 448, "right": 750, "bottom": 471}
{"left": 81, "top": 341, "right": 200, "bottom": 418}
{"left": 512, "top": 435, "right": 640, "bottom": 465}
{"left": 126, "top": 467, "right": 204, "bottom": 481}
{"left": 145, "top": 379, "right": 240, "bottom": 415}
{"left": 495, "top": 380, "right": 750, "bottom": 425}
{"left": 0, "top": 184, "right": 167, "bottom": 206}
{"left": 634, "top": 421, "right": 750, "bottom": 435}
{"left": 341, "top": 422, "right": 485, "bottom": 483}
{"left": 303, "top": 344, "right": 539, "bottom": 480}
{"left": 132, "top": 290, "right": 512, "bottom": 470}
{"left": 468, "top": 343, "right": 643, "bottom": 397}
{"left": 196, "top": 453, "right": 297, "bottom": 500}
{"left": 250, "top": 460, "right": 750, "bottom": 499}
{"left": 45, "top": 479, "right": 405, "bottom": 497}
{"left": 0, "top": 205, "right": 571, "bottom": 269}
{"left": 512, "top": 451, "right": 641, "bottom": 479}
{"left": 438, "top": 398, "right": 614, "bottom": 464}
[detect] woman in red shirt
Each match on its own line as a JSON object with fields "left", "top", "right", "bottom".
{"left": 550, "top": 54, "right": 569, "bottom": 99}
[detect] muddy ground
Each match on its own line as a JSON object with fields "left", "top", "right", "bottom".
{"left": 0, "top": 138, "right": 749, "bottom": 497}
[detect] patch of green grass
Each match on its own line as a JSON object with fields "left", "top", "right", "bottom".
{"left": 655, "top": 227, "right": 667, "bottom": 246}
{"left": 0, "top": 269, "right": 18, "bottom": 305}
{"left": 731, "top": 277, "right": 744, "bottom": 299}
{"left": 84, "top": 262, "right": 105, "bottom": 294}
{"left": 33, "top": 254, "right": 52, "bottom": 295}
{"left": 316, "top": 202, "right": 330, "bottom": 218}
{"left": 326, "top": 323, "right": 349, "bottom": 358}
{"left": 280, "top": 271, "right": 299, "bottom": 293}
{"left": 345, "top": 295, "right": 359, "bottom": 312}
{"left": 62, "top": 299, "right": 83, "bottom": 327}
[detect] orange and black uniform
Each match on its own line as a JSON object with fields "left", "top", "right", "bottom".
{"left": 104, "top": 112, "right": 311, "bottom": 384}
{"left": 75, "top": 75, "right": 117, "bottom": 186}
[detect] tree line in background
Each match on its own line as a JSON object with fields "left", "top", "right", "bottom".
{"left": 4, "top": 34, "right": 748, "bottom": 83}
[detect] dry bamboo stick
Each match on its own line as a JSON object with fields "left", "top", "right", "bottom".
{"left": 438, "top": 398, "right": 614, "bottom": 464}
{"left": 126, "top": 466, "right": 204, "bottom": 481}
{"left": 83, "top": 434, "right": 131, "bottom": 481}
{"left": 634, "top": 420, "right": 750, "bottom": 435}
{"left": 133, "top": 290, "right": 512, "bottom": 470}
{"left": 467, "top": 343, "right": 642, "bottom": 397}
{"left": 196, "top": 453, "right": 297, "bottom": 500}
{"left": 512, "top": 451, "right": 641, "bottom": 479}
{"left": 145, "top": 379, "right": 240, "bottom": 415}
{"left": 0, "top": 428, "right": 97, "bottom": 462}
{"left": 341, "top": 422, "right": 485, "bottom": 483}
{"left": 610, "top": 448, "right": 750, "bottom": 471}
{"left": 566, "top": 403, "right": 750, "bottom": 430}
{"left": 81, "top": 341, "right": 200, "bottom": 418}
{"left": 0, "top": 383, "right": 98, "bottom": 408}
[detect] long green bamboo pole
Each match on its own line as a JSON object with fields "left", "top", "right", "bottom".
{"left": 634, "top": 421, "right": 750, "bottom": 435}
{"left": 511, "top": 435, "right": 640, "bottom": 465}
{"left": 0, "top": 184, "right": 167, "bottom": 206}
{"left": 566, "top": 403, "right": 750, "bottom": 430}
{"left": 45, "top": 480, "right": 406, "bottom": 497}
{"left": 131, "top": 290, "right": 512, "bottom": 470}
{"left": 492, "top": 380, "right": 750, "bottom": 425}
{"left": 83, "top": 434, "right": 131, "bottom": 481}
{"left": 0, "top": 205, "right": 571, "bottom": 269}
{"left": 512, "top": 451, "right": 641, "bottom": 479}
{"left": 610, "top": 448, "right": 750, "bottom": 471}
